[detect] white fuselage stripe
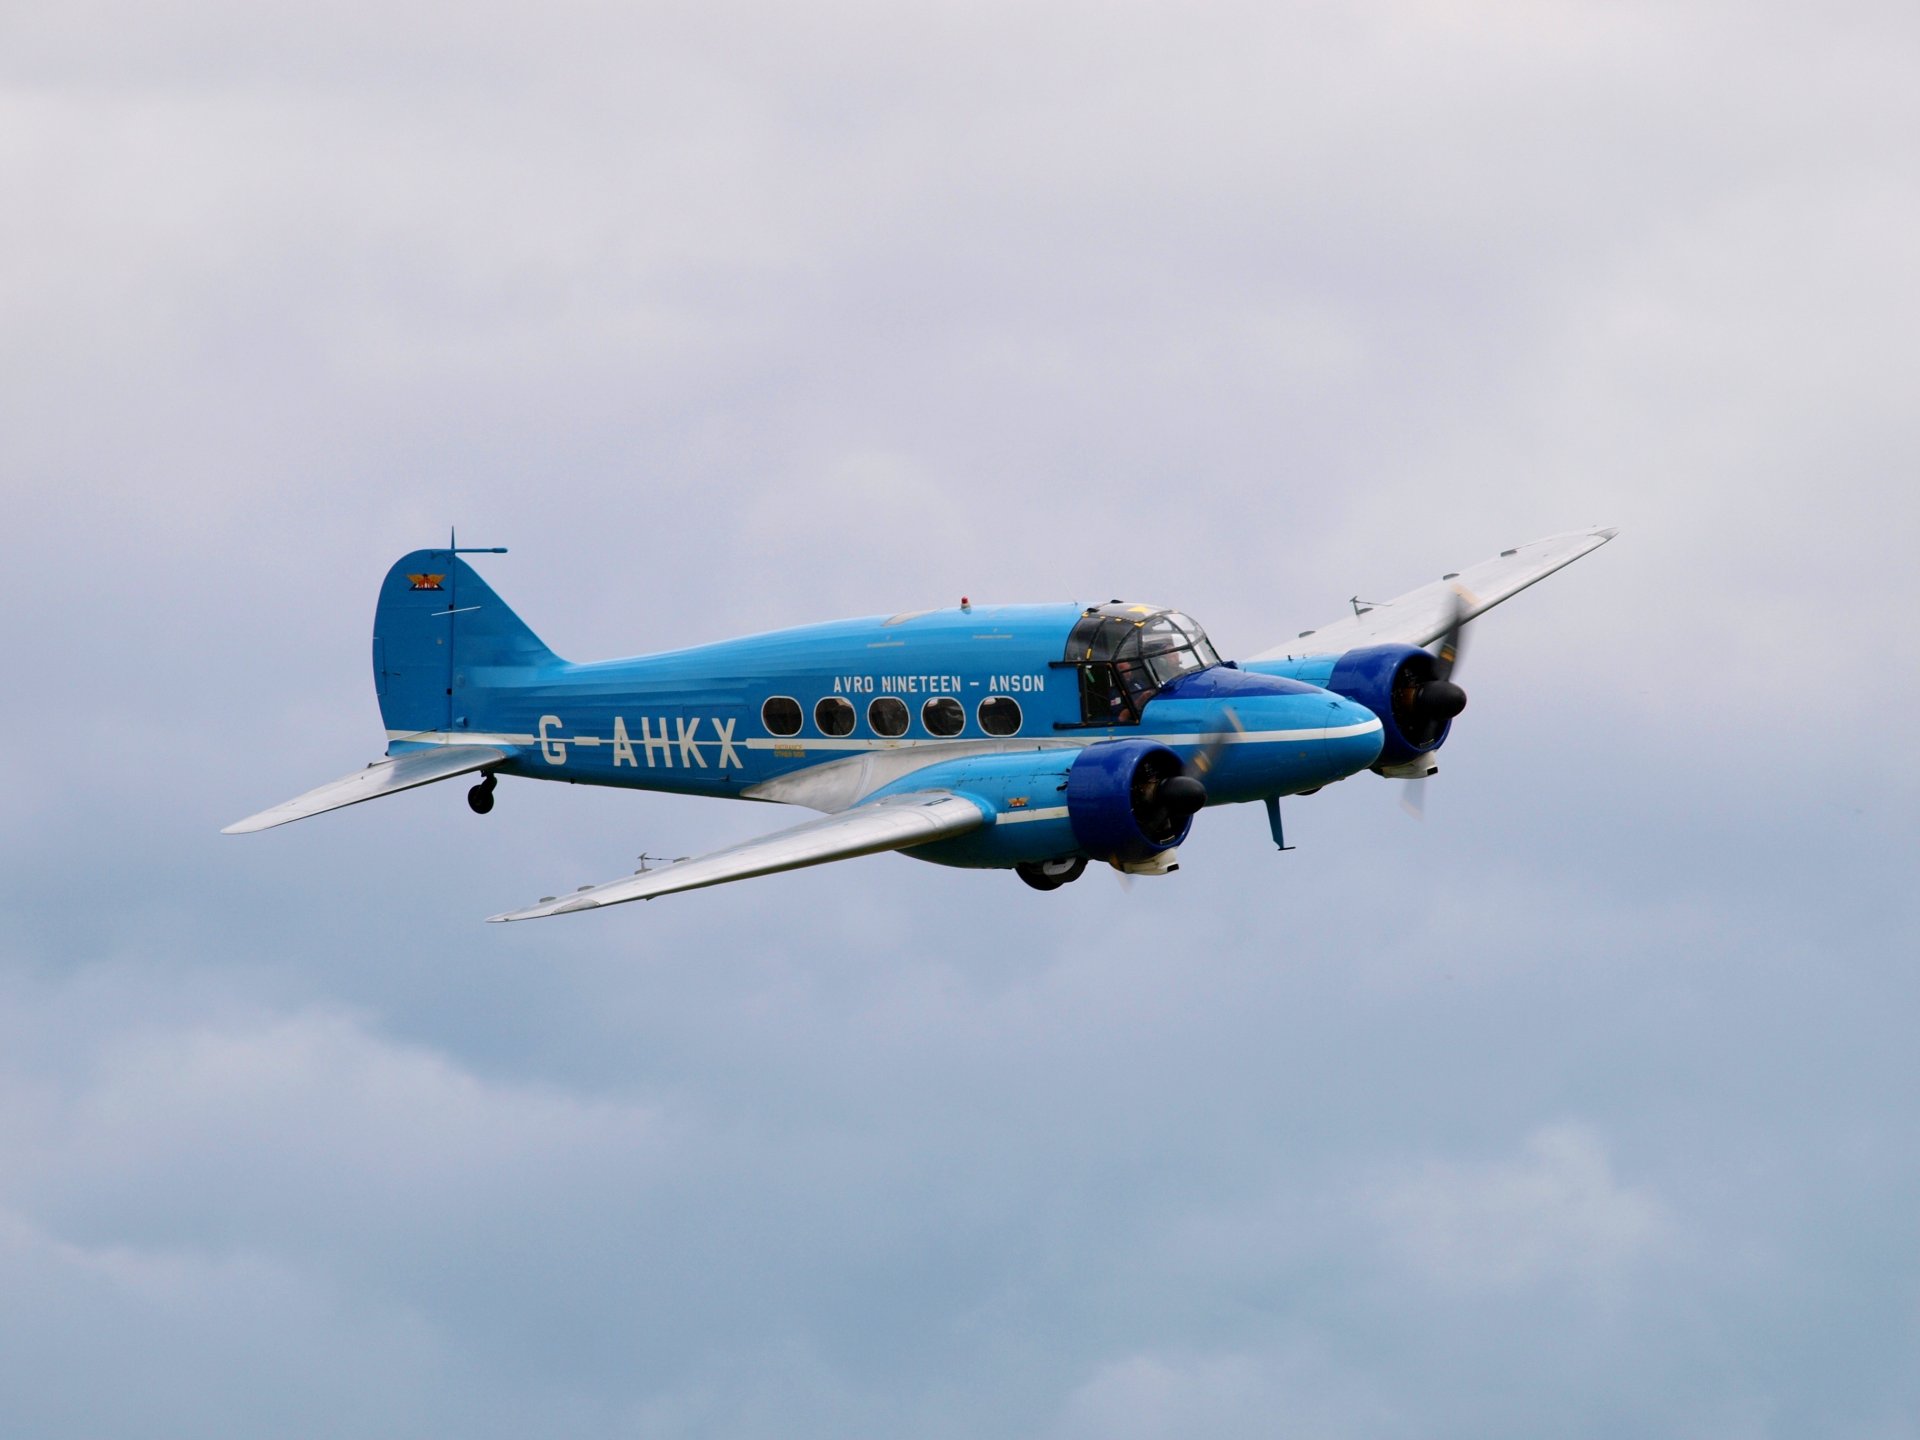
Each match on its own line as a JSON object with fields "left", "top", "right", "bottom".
{"left": 389, "top": 730, "right": 537, "bottom": 746}
{"left": 737, "top": 721, "right": 1380, "bottom": 752}
{"left": 387, "top": 718, "right": 1382, "bottom": 752}
{"left": 994, "top": 806, "right": 1071, "bottom": 825}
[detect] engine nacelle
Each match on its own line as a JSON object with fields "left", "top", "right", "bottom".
{"left": 1325, "top": 643, "right": 1455, "bottom": 769}
{"left": 864, "top": 741, "right": 1195, "bottom": 870}
{"left": 1066, "top": 740, "right": 1194, "bottom": 865}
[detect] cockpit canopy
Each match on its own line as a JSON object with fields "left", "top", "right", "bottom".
{"left": 1063, "top": 603, "right": 1222, "bottom": 724}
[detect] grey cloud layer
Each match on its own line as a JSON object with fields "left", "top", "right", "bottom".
{"left": 3, "top": 1, "right": 1918, "bottom": 1435}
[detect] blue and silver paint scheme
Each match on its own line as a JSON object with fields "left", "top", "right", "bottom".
{"left": 229, "top": 527, "right": 1619, "bottom": 914}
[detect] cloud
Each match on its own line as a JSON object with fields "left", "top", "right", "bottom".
{"left": 2, "top": 1002, "right": 669, "bottom": 1250}
{"left": 1369, "top": 1123, "right": 1669, "bottom": 1293}
{"left": 1047, "top": 1347, "right": 1404, "bottom": 1440}
{"left": 4, "top": 0, "right": 1920, "bottom": 1435}
{"left": 0, "top": 1203, "right": 464, "bottom": 1440}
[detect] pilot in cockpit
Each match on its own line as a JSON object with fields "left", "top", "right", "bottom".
{"left": 1068, "top": 605, "right": 1219, "bottom": 726}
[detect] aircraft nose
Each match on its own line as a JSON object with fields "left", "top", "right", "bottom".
{"left": 1323, "top": 695, "right": 1385, "bottom": 775}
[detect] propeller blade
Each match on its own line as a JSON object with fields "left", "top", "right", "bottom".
{"left": 1397, "top": 594, "right": 1468, "bottom": 815}
{"left": 1404, "top": 593, "right": 1468, "bottom": 726}
{"left": 1432, "top": 592, "right": 1468, "bottom": 683}
{"left": 1184, "top": 706, "right": 1245, "bottom": 783}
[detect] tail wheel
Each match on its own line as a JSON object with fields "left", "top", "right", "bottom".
{"left": 468, "top": 774, "right": 497, "bottom": 815}
{"left": 1016, "top": 856, "right": 1087, "bottom": 891}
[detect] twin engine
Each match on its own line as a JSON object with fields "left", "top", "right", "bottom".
{"left": 879, "top": 740, "right": 1197, "bottom": 871}
{"left": 1064, "top": 739, "right": 1195, "bottom": 865}
{"left": 1324, "top": 643, "right": 1465, "bottom": 771}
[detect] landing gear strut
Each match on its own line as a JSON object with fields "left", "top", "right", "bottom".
{"left": 1016, "top": 856, "right": 1087, "bottom": 891}
{"left": 468, "top": 773, "right": 497, "bottom": 815}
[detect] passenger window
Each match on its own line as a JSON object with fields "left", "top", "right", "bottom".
{"left": 868, "top": 696, "right": 909, "bottom": 738}
{"left": 977, "top": 696, "right": 1022, "bottom": 736}
{"left": 761, "top": 696, "right": 802, "bottom": 736}
{"left": 921, "top": 696, "right": 965, "bottom": 737}
{"left": 814, "top": 696, "right": 856, "bottom": 737}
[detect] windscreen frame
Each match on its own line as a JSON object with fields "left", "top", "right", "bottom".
{"left": 1054, "top": 603, "right": 1222, "bottom": 727}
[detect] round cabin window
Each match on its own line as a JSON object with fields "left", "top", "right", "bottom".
{"left": 921, "top": 696, "right": 965, "bottom": 737}
{"left": 977, "top": 696, "right": 1022, "bottom": 736}
{"left": 814, "top": 696, "right": 856, "bottom": 737}
{"left": 868, "top": 696, "right": 909, "bottom": 738}
{"left": 761, "top": 696, "right": 802, "bottom": 736}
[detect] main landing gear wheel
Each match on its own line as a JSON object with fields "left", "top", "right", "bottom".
{"left": 1016, "top": 856, "right": 1088, "bottom": 891}
{"left": 467, "top": 774, "right": 497, "bottom": 815}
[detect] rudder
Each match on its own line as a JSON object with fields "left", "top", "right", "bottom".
{"left": 372, "top": 550, "right": 562, "bottom": 739}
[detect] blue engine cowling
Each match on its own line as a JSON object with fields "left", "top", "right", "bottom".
{"left": 1066, "top": 740, "right": 1194, "bottom": 864}
{"left": 864, "top": 742, "right": 1192, "bottom": 870}
{"left": 1324, "top": 643, "right": 1455, "bottom": 768}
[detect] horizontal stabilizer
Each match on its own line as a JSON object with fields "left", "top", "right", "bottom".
{"left": 1257, "top": 527, "right": 1618, "bottom": 659}
{"left": 488, "top": 791, "right": 986, "bottom": 920}
{"left": 223, "top": 745, "right": 509, "bottom": 834}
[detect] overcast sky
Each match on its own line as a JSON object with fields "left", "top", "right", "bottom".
{"left": 4, "top": 2, "right": 1919, "bottom": 1436}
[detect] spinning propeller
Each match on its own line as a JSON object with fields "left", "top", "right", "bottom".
{"left": 1400, "top": 595, "right": 1470, "bottom": 818}
{"left": 1109, "top": 709, "right": 1244, "bottom": 888}
{"left": 1144, "top": 708, "right": 1244, "bottom": 831}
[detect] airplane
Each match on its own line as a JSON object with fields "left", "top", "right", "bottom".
{"left": 225, "top": 528, "right": 1617, "bottom": 919}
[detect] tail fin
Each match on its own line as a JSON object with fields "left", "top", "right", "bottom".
{"left": 372, "top": 550, "right": 562, "bottom": 739}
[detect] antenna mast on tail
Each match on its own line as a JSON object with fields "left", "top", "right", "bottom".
{"left": 448, "top": 526, "right": 508, "bottom": 555}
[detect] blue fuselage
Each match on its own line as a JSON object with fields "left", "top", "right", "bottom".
{"left": 395, "top": 602, "right": 1385, "bottom": 859}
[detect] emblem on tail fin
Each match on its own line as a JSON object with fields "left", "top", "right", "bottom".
{"left": 407, "top": 573, "right": 446, "bottom": 591}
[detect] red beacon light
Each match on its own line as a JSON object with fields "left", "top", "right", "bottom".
{"left": 960, "top": 595, "right": 971, "bottom": 612}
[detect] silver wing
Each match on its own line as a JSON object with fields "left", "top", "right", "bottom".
{"left": 224, "top": 745, "right": 509, "bottom": 834}
{"left": 488, "top": 791, "right": 987, "bottom": 920}
{"left": 1253, "top": 527, "right": 1618, "bottom": 660}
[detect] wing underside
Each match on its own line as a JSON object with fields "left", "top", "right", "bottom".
{"left": 1254, "top": 527, "right": 1617, "bottom": 660}
{"left": 488, "top": 791, "right": 987, "bottom": 920}
{"left": 223, "top": 745, "right": 509, "bottom": 834}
